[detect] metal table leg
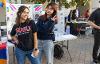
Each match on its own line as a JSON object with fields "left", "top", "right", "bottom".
{"left": 13, "top": 47, "right": 15, "bottom": 64}
{"left": 61, "top": 40, "right": 72, "bottom": 62}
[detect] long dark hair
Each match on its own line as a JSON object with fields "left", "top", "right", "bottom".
{"left": 43, "top": 3, "right": 57, "bottom": 21}
{"left": 16, "top": 5, "right": 30, "bottom": 25}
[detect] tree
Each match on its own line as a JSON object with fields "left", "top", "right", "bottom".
{"left": 26, "top": 0, "right": 89, "bottom": 8}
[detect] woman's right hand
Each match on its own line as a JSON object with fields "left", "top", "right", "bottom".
{"left": 32, "top": 49, "right": 39, "bottom": 57}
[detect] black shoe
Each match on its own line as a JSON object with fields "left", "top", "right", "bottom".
{"left": 97, "top": 60, "right": 100, "bottom": 63}
{"left": 97, "top": 57, "right": 100, "bottom": 63}
{"left": 93, "top": 59, "right": 99, "bottom": 63}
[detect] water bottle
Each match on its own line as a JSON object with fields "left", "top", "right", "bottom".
{"left": 65, "top": 25, "right": 70, "bottom": 34}
{"left": 31, "top": 53, "right": 35, "bottom": 58}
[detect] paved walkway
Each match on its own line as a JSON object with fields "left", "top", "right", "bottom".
{"left": 8, "top": 35, "right": 95, "bottom": 64}
{"left": 54, "top": 35, "right": 94, "bottom": 64}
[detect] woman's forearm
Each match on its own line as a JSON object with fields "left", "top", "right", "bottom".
{"left": 33, "top": 32, "right": 38, "bottom": 49}
{"left": 88, "top": 21, "right": 100, "bottom": 29}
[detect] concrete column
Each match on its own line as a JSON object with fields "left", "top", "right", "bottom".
{"left": 89, "top": 0, "right": 92, "bottom": 13}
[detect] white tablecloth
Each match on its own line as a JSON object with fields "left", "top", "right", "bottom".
{"left": 66, "top": 21, "right": 88, "bottom": 24}
{"left": 55, "top": 34, "right": 77, "bottom": 42}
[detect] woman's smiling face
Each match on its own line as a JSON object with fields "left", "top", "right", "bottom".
{"left": 45, "top": 6, "right": 54, "bottom": 16}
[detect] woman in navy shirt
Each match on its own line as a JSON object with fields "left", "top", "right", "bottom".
{"left": 36, "top": 3, "right": 58, "bottom": 64}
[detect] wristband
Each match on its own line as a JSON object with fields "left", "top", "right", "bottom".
{"left": 34, "top": 48, "right": 38, "bottom": 51}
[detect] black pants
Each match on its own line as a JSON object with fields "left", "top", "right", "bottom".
{"left": 93, "top": 31, "right": 100, "bottom": 60}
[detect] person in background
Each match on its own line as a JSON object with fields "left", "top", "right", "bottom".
{"left": 10, "top": 6, "right": 39, "bottom": 64}
{"left": 88, "top": 8, "right": 100, "bottom": 63}
{"left": 84, "top": 9, "right": 90, "bottom": 19}
{"left": 36, "top": 3, "right": 58, "bottom": 64}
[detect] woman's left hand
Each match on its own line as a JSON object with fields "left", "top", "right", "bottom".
{"left": 51, "top": 15, "right": 58, "bottom": 21}
{"left": 32, "top": 49, "right": 39, "bottom": 57}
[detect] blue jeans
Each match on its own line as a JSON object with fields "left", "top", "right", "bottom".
{"left": 38, "top": 40, "right": 54, "bottom": 64}
{"left": 15, "top": 47, "right": 40, "bottom": 64}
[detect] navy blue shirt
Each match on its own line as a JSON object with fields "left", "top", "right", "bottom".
{"left": 36, "top": 16, "right": 55, "bottom": 40}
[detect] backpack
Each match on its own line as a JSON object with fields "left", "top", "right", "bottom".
{"left": 54, "top": 44, "right": 64, "bottom": 59}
